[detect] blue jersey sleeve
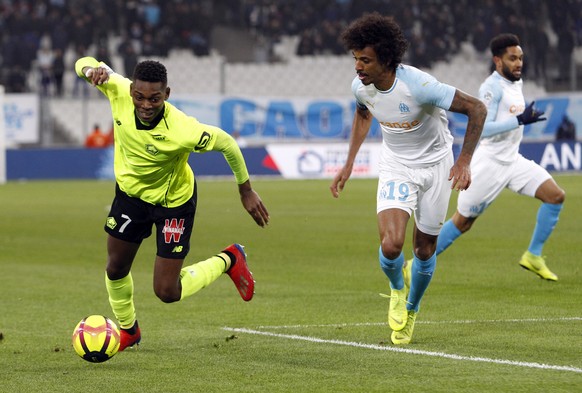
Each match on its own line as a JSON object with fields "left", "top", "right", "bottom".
{"left": 479, "top": 77, "right": 519, "bottom": 137}
{"left": 397, "top": 66, "right": 456, "bottom": 110}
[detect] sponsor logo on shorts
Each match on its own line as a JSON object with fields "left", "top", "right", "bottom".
{"left": 163, "top": 218, "right": 185, "bottom": 243}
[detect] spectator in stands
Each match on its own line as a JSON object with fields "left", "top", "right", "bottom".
{"left": 1, "top": 0, "right": 580, "bottom": 96}
{"left": 72, "top": 44, "right": 90, "bottom": 97}
{"left": 37, "top": 39, "right": 55, "bottom": 96}
{"left": 296, "top": 29, "right": 318, "bottom": 56}
{"left": 96, "top": 45, "right": 113, "bottom": 70}
{"left": 118, "top": 36, "right": 139, "bottom": 76}
{"left": 557, "top": 23, "right": 575, "bottom": 82}
{"left": 556, "top": 114, "right": 577, "bottom": 141}
{"left": 531, "top": 24, "right": 549, "bottom": 83}
{"left": 5, "top": 67, "right": 28, "bottom": 93}
{"left": 52, "top": 48, "right": 66, "bottom": 97}
{"left": 85, "top": 124, "right": 110, "bottom": 148}
{"left": 472, "top": 22, "right": 490, "bottom": 53}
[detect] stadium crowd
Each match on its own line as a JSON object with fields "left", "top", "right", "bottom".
{"left": 1, "top": 0, "right": 581, "bottom": 94}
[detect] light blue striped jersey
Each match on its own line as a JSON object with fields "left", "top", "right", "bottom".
{"left": 478, "top": 71, "right": 525, "bottom": 164}
{"left": 352, "top": 64, "right": 456, "bottom": 168}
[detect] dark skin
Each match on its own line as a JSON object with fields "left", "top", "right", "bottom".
{"left": 83, "top": 65, "right": 270, "bottom": 303}
{"left": 330, "top": 46, "right": 486, "bottom": 260}
{"left": 448, "top": 45, "right": 565, "bottom": 233}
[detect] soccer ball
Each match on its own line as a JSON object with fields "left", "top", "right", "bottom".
{"left": 72, "top": 315, "right": 120, "bottom": 363}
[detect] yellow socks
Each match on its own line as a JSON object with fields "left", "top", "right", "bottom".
{"left": 179, "top": 253, "right": 230, "bottom": 300}
{"left": 105, "top": 253, "right": 231, "bottom": 320}
{"left": 105, "top": 272, "right": 136, "bottom": 330}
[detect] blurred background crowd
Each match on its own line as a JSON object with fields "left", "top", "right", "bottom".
{"left": 1, "top": 0, "right": 582, "bottom": 95}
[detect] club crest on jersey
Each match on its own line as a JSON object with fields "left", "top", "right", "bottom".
{"left": 163, "top": 218, "right": 185, "bottom": 243}
{"left": 145, "top": 144, "right": 159, "bottom": 155}
{"left": 399, "top": 102, "right": 410, "bottom": 113}
{"left": 106, "top": 217, "right": 117, "bottom": 230}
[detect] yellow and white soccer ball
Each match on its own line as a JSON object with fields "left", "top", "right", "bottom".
{"left": 72, "top": 315, "right": 120, "bottom": 363}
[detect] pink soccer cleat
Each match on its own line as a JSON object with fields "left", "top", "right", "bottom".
{"left": 118, "top": 321, "right": 141, "bottom": 351}
{"left": 223, "top": 244, "right": 255, "bottom": 301}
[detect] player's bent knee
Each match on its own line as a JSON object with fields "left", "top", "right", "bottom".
{"left": 552, "top": 188, "right": 565, "bottom": 205}
{"left": 452, "top": 214, "right": 476, "bottom": 233}
{"left": 106, "top": 266, "right": 131, "bottom": 281}
{"left": 414, "top": 248, "right": 435, "bottom": 261}
{"left": 380, "top": 240, "right": 404, "bottom": 260}
{"left": 154, "top": 287, "right": 181, "bottom": 303}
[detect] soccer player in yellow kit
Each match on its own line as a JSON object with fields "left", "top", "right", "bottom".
{"left": 75, "top": 57, "right": 270, "bottom": 351}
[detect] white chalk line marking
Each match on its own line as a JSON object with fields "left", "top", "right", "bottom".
{"left": 252, "top": 316, "right": 582, "bottom": 330}
{"left": 222, "top": 317, "right": 582, "bottom": 374}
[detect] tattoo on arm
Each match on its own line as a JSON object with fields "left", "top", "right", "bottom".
{"left": 449, "top": 90, "right": 487, "bottom": 159}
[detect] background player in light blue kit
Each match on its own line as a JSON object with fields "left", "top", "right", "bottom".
{"left": 436, "top": 34, "right": 565, "bottom": 281}
{"left": 330, "top": 13, "right": 486, "bottom": 345}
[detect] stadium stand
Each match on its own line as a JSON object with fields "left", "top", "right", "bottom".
{"left": 0, "top": 0, "right": 580, "bottom": 145}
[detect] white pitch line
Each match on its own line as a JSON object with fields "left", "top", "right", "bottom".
{"left": 222, "top": 327, "right": 582, "bottom": 374}
{"left": 252, "top": 316, "right": 582, "bottom": 330}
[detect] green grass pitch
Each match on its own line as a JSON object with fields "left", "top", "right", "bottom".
{"left": 1, "top": 175, "right": 581, "bottom": 392}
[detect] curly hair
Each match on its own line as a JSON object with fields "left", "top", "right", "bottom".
{"left": 341, "top": 12, "right": 409, "bottom": 71}
{"left": 489, "top": 33, "right": 520, "bottom": 57}
{"left": 133, "top": 60, "right": 168, "bottom": 85}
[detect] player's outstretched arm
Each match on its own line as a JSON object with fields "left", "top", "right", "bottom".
{"left": 75, "top": 57, "right": 111, "bottom": 86}
{"left": 209, "top": 129, "right": 270, "bottom": 227}
{"left": 82, "top": 66, "right": 111, "bottom": 86}
{"left": 447, "top": 89, "right": 487, "bottom": 191}
{"left": 517, "top": 101, "right": 547, "bottom": 125}
{"left": 330, "top": 106, "right": 373, "bottom": 198}
{"left": 239, "top": 180, "right": 270, "bottom": 227}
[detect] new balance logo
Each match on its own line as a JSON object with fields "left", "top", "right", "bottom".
{"left": 172, "top": 246, "right": 183, "bottom": 253}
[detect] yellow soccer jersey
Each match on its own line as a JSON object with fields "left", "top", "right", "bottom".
{"left": 75, "top": 57, "right": 249, "bottom": 207}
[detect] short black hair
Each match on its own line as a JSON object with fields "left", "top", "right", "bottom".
{"left": 490, "top": 33, "right": 520, "bottom": 57}
{"left": 133, "top": 60, "right": 167, "bottom": 85}
{"left": 341, "top": 12, "right": 408, "bottom": 71}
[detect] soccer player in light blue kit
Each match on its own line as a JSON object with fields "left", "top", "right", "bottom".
{"left": 330, "top": 13, "right": 486, "bottom": 344}
{"left": 437, "top": 34, "right": 565, "bottom": 280}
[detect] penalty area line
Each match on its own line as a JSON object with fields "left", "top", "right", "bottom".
{"left": 222, "top": 326, "right": 582, "bottom": 374}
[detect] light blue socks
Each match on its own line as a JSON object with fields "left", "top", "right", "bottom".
{"left": 408, "top": 253, "right": 437, "bottom": 312}
{"left": 436, "top": 219, "right": 462, "bottom": 255}
{"left": 379, "top": 248, "right": 405, "bottom": 290}
{"left": 528, "top": 203, "right": 563, "bottom": 256}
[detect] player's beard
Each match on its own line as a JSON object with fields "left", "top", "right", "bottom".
{"left": 501, "top": 63, "right": 521, "bottom": 82}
